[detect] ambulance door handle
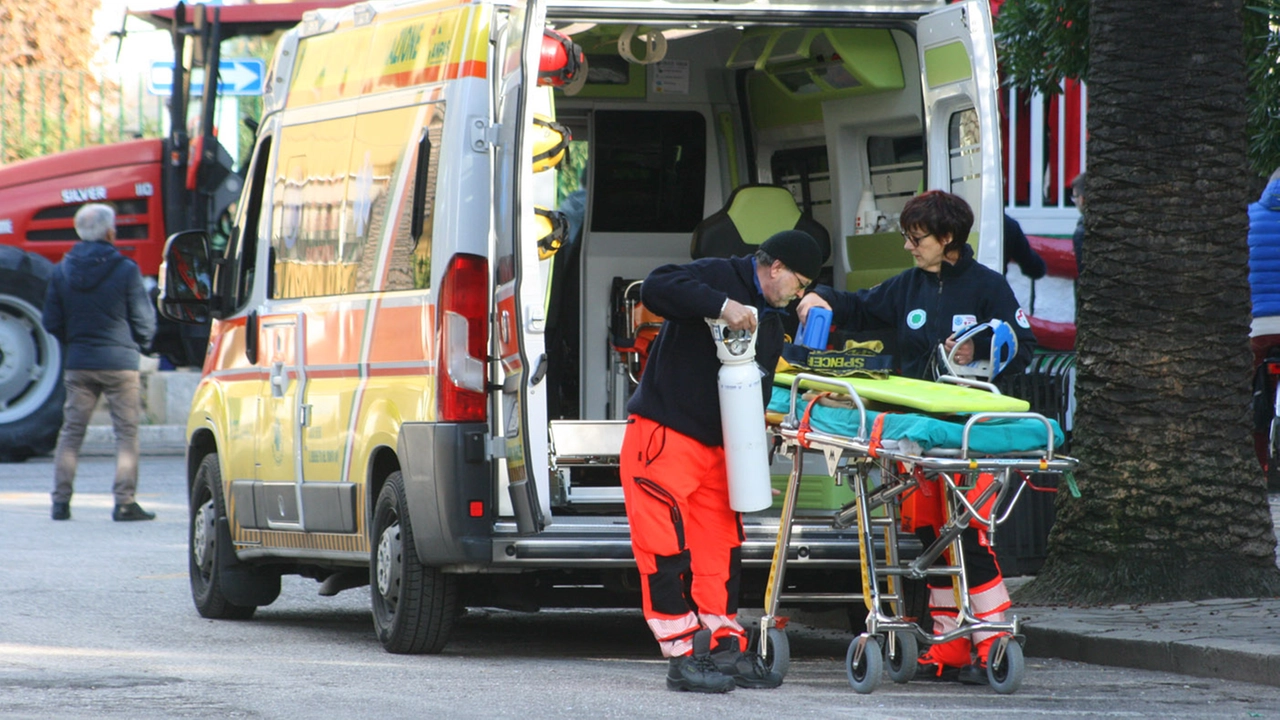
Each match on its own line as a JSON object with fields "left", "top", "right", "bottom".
{"left": 270, "top": 361, "right": 287, "bottom": 398}
{"left": 529, "top": 353, "right": 547, "bottom": 386}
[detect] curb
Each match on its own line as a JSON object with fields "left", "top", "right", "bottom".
{"left": 81, "top": 424, "right": 186, "bottom": 456}
{"left": 1022, "top": 624, "right": 1280, "bottom": 688}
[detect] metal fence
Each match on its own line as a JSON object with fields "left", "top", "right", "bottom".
{"left": 0, "top": 67, "right": 167, "bottom": 165}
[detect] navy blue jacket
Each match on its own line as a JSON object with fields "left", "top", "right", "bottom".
{"left": 626, "top": 255, "right": 784, "bottom": 447}
{"left": 813, "top": 244, "right": 1035, "bottom": 380}
{"left": 1003, "top": 214, "right": 1046, "bottom": 279}
{"left": 42, "top": 240, "right": 156, "bottom": 371}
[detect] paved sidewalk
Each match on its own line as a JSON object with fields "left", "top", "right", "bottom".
{"left": 1015, "top": 495, "right": 1280, "bottom": 687}
{"left": 1017, "top": 593, "right": 1280, "bottom": 688}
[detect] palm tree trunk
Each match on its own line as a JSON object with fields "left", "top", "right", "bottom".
{"left": 1019, "top": 0, "right": 1280, "bottom": 604}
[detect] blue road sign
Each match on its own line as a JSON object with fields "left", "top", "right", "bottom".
{"left": 147, "top": 58, "right": 266, "bottom": 97}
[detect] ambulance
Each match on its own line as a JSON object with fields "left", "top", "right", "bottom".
{"left": 158, "top": 0, "right": 1008, "bottom": 654}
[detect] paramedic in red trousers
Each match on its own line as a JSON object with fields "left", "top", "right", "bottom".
{"left": 622, "top": 229, "right": 822, "bottom": 693}
{"left": 797, "top": 189, "right": 1036, "bottom": 685}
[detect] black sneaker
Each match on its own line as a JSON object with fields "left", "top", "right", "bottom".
{"left": 667, "top": 629, "right": 736, "bottom": 693}
{"left": 711, "top": 643, "right": 784, "bottom": 689}
{"left": 112, "top": 502, "right": 156, "bottom": 522}
{"left": 51, "top": 502, "right": 70, "bottom": 521}
{"left": 957, "top": 663, "right": 989, "bottom": 686}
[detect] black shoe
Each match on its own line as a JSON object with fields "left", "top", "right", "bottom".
{"left": 667, "top": 629, "right": 736, "bottom": 693}
{"left": 112, "top": 502, "right": 156, "bottom": 522}
{"left": 51, "top": 502, "right": 70, "bottom": 521}
{"left": 957, "top": 663, "right": 989, "bottom": 686}
{"left": 711, "top": 642, "right": 784, "bottom": 689}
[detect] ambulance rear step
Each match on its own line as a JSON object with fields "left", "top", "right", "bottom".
{"left": 490, "top": 514, "right": 920, "bottom": 567}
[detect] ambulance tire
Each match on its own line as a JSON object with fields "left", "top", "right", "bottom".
{"left": 371, "top": 471, "right": 459, "bottom": 654}
{"left": 0, "top": 249, "right": 64, "bottom": 462}
{"left": 189, "top": 453, "right": 277, "bottom": 620}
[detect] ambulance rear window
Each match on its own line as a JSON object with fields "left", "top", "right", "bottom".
{"left": 590, "top": 110, "right": 706, "bottom": 233}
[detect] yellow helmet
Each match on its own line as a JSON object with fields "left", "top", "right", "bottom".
{"left": 534, "top": 206, "right": 569, "bottom": 260}
{"left": 532, "top": 116, "right": 570, "bottom": 173}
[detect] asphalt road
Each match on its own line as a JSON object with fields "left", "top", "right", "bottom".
{"left": 4, "top": 454, "right": 1280, "bottom": 719}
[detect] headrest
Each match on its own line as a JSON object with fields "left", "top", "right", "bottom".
{"left": 691, "top": 184, "right": 831, "bottom": 263}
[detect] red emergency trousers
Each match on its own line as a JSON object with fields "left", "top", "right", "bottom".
{"left": 902, "top": 470, "right": 1011, "bottom": 669}
{"left": 620, "top": 414, "right": 746, "bottom": 658}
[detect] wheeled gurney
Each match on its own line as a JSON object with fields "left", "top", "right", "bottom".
{"left": 755, "top": 372, "right": 1078, "bottom": 695}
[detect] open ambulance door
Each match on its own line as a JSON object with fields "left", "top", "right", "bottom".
{"left": 493, "top": 0, "right": 552, "bottom": 535}
{"left": 917, "top": 0, "right": 1004, "bottom": 269}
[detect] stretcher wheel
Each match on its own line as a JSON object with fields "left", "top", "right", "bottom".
{"left": 762, "top": 627, "right": 791, "bottom": 679}
{"left": 846, "top": 635, "right": 883, "bottom": 694}
{"left": 884, "top": 631, "right": 918, "bottom": 683}
{"left": 986, "top": 637, "right": 1025, "bottom": 695}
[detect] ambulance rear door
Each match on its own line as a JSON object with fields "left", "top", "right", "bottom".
{"left": 492, "top": 0, "right": 551, "bottom": 534}
{"left": 917, "top": 0, "right": 1004, "bottom": 269}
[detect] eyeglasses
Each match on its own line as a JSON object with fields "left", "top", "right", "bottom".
{"left": 901, "top": 230, "right": 933, "bottom": 247}
{"left": 787, "top": 267, "right": 813, "bottom": 291}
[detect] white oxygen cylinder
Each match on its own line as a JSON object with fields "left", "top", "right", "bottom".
{"left": 708, "top": 311, "right": 772, "bottom": 513}
{"left": 855, "top": 188, "right": 880, "bottom": 235}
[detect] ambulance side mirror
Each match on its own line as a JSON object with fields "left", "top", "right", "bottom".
{"left": 158, "top": 230, "right": 213, "bottom": 325}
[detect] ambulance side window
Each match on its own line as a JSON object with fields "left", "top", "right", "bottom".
{"left": 383, "top": 103, "right": 444, "bottom": 292}
{"left": 947, "top": 109, "right": 982, "bottom": 219}
{"left": 231, "top": 135, "right": 271, "bottom": 308}
{"left": 590, "top": 110, "right": 706, "bottom": 233}
{"left": 270, "top": 116, "right": 358, "bottom": 299}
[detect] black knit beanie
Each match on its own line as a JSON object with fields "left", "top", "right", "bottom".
{"left": 759, "top": 229, "right": 822, "bottom": 280}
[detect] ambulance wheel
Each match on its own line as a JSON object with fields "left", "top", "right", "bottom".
{"left": 986, "top": 637, "right": 1025, "bottom": 695}
{"left": 371, "top": 471, "right": 458, "bottom": 654}
{"left": 762, "top": 627, "right": 790, "bottom": 679}
{"left": 0, "top": 248, "right": 63, "bottom": 462}
{"left": 885, "top": 631, "right": 918, "bottom": 683}
{"left": 190, "top": 453, "right": 260, "bottom": 620}
{"left": 846, "top": 635, "right": 883, "bottom": 694}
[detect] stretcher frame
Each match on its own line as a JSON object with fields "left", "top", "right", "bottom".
{"left": 757, "top": 373, "right": 1078, "bottom": 694}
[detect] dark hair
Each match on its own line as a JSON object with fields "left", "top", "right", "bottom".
{"left": 899, "top": 190, "right": 973, "bottom": 253}
{"left": 1071, "top": 172, "right": 1087, "bottom": 193}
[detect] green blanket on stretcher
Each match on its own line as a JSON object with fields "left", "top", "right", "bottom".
{"left": 767, "top": 385, "right": 1066, "bottom": 455}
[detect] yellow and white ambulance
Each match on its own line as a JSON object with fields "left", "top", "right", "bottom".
{"left": 159, "top": 0, "right": 1007, "bottom": 654}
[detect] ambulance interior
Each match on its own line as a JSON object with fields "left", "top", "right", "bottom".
{"left": 535, "top": 18, "right": 949, "bottom": 510}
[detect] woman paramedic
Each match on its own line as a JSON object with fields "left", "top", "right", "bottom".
{"left": 797, "top": 189, "right": 1037, "bottom": 684}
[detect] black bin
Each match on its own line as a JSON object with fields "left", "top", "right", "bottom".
{"left": 992, "top": 352, "right": 1075, "bottom": 576}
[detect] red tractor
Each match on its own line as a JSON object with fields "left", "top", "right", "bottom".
{"left": 0, "top": 2, "right": 346, "bottom": 461}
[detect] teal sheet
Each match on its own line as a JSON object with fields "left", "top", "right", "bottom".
{"left": 769, "top": 386, "right": 1065, "bottom": 455}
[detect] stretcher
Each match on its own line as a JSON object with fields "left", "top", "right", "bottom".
{"left": 756, "top": 372, "right": 1078, "bottom": 695}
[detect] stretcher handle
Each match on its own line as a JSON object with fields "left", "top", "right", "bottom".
{"left": 786, "top": 373, "right": 870, "bottom": 443}
{"left": 937, "top": 374, "right": 1002, "bottom": 395}
{"left": 961, "top": 412, "right": 1057, "bottom": 460}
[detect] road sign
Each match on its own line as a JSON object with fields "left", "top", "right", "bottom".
{"left": 147, "top": 58, "right": 266, "bottom": 97}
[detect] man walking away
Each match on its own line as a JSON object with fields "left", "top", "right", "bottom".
{"left": 42, "top": 203, "right": 157, "bottom": 522}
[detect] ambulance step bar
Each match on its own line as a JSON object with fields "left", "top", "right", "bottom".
{"left": 489, "top": 515, "right": 921, "bottom": 568}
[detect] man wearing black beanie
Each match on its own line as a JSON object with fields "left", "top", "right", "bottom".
{"left": 620, "top": 229, "right": 820, "bottom": 693}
